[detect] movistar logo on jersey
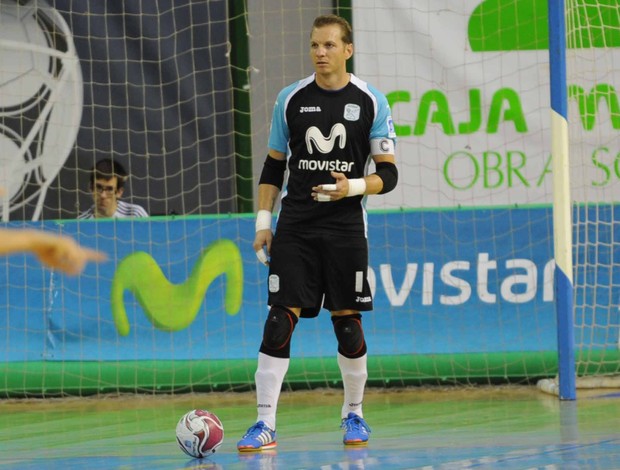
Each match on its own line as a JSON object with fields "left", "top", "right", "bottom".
{"left": 298, "top": 159, "right": 354, "bottom": 172}
{"left": 305, "top": 123, "right": 346, "bottom": 154}
{"left": 300, "top": 106, "right": 322, "bottom": 113}
{"left": 302, "top": 124, "right": 353, "bottom": 172}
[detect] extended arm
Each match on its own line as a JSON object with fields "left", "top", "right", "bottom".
{"left": 0, "top": 229, "right": 106, "bottom": 275}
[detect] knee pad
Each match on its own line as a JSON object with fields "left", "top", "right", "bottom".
{"left": 260, "top": 305, "right": 298, "bottom": 358}
{"left": 332, "top": 314, "right": 367, "bottom": 359}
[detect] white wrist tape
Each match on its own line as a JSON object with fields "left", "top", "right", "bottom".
{"left": 346, "top": 178, "right": 366, "bottom": 197}
{"left": 255, "top": 210, "right": 272, "bottom": 232}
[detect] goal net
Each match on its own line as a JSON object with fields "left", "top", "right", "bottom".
{"left": 1, "top": 0, "right": 619, "bottom": 397}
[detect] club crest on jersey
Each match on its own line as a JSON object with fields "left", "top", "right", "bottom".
{"left": 344, "top": 104, "right": 360, "bottom": 121}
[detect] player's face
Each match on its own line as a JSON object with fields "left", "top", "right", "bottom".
{"left": 92, "top": 176, "right": 122, "bottom": 217}
{"left": 310, "top": 24, "right": 352, "bottom": 76}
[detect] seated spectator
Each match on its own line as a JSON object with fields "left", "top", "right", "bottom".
{"left": 78, "top": 158, "right": 148, "bottom": 219}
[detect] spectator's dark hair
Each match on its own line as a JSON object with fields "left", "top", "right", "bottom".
{"left": 89, "top": 158, "right": 128, "bottom": 190}
{"left": 312, "top": 14, "right": 353, "bottom": 44}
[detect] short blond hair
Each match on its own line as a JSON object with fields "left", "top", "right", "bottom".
{"left": 312, "top": 14, "right": 352, "bottom": 44}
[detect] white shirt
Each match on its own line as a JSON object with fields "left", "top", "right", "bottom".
{"left": 78, "top": 200, "right": 148, "bottom": 219}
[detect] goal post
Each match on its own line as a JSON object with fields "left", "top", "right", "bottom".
{"left": 538, "top": 0, "right": 620, "bottom": 397}
{"left": 548, "top": 0, "right": 577, "bottom": 400}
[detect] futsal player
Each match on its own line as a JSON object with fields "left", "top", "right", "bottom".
{"left": 237, "top": 14, "right": 398, "bottom": 451}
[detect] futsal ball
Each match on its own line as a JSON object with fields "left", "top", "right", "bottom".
{"left": 176, "top": 409, "right": 224, "bottom": 458}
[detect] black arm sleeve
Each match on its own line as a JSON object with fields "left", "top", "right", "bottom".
{"left": 258, "top": 155, "right": 287, "bottom": 189}
{"left": 375, "top": 161, "right": 398, "bottom": 194}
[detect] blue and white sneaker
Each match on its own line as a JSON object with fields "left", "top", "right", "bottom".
{"left": 237, "top": 421, "right": 277, "bottom": 452}
{"left": 341, "top": 412, "right": 371, "bottom": 446}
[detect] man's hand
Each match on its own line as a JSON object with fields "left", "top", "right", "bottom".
{"left": 312, "top": 171, "right": 365, "bottom": 201}
{"left": 30, "top": 232, "right": 107, "bottom": 275}
{"left": 253, "top": 230, "right": 272, "bottom": 266}
{"left": 312, "top": 171, "right": 348, "bottom": 201}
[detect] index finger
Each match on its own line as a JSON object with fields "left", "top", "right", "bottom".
{"left": 82, "top": 248, "right": 107, "bottom": 263}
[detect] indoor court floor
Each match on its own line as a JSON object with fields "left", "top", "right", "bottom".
{"left": 0, "top": 385, "right": 618, "bottom": 469}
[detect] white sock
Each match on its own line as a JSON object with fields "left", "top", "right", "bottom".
{"left": 255, "top": 352, "right": 289, "bottom": 431}
{"left": 338, "top": 353, "right": 368, "bottom": 419}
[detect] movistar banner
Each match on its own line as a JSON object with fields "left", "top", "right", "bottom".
{"left": 355, "top": 0, "right": 620, "bottom": 209}
{"left": 2, "top": 211, "right": 616, "bottom": 363}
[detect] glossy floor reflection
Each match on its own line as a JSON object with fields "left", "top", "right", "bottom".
{"left": 0, "top": 386, "right": 618, "bottom": 469}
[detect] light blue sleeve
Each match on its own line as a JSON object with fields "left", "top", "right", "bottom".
{"left": 368, "top": 84, "right": 397, "bottom": 143}
{"left": 267, "top": 83, "right": 298, "bottom": 153}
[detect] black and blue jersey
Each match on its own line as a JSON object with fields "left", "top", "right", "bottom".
{"left": 268, "top": 73, "right": 396, "bottom": 236}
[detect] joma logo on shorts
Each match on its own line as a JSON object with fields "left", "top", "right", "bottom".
{"left": 356, "top": 296, "right": 372, "bottom": 303}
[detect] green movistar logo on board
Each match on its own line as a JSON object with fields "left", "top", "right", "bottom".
{"left": 110, "top": 239, "right": 243, "bottom": 336}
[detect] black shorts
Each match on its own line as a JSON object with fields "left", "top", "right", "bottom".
{"left": 267, "top": 229, "right": 373, "bottom": 317}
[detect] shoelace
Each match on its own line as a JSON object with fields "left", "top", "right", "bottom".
{"left": 244, "top": 423, "right": 262, "bottom": 437}
{"left": 342, "top": 416, "right": 372, "bottom": 433}
{"left": 244, "top": 422, "right": 271, "bottom": 438}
